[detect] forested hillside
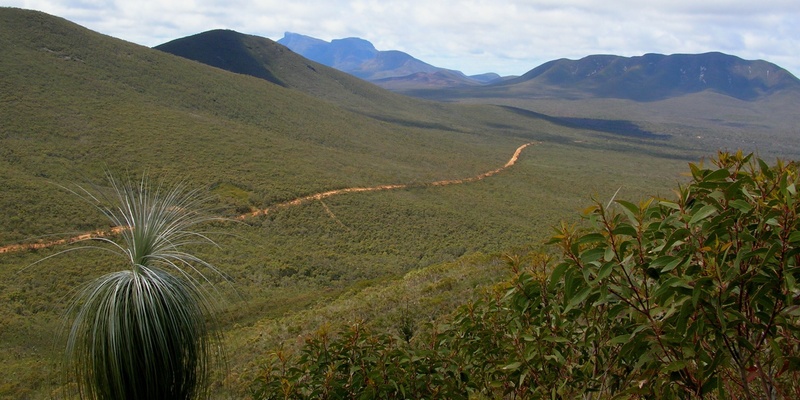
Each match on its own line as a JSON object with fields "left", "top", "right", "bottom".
{"left": 1, "top": 7, "right": 780, "bottom": 398}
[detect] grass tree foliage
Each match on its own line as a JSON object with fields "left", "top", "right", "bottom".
{"left": 252, "top": 151, "right": 800, "bottom": 399}
{"left": 53, "top": 173, "right": 226, "bottom": 399}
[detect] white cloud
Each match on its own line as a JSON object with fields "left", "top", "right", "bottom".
{"left": 4, "top": 0, "right": 799, "bottom": 77}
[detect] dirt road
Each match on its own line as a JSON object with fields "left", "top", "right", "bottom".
{"left": 1, "top": 142, "right": 535, "bottom": 254}
{"left": 241, "top": 142, "right": 534, "bottom": 218}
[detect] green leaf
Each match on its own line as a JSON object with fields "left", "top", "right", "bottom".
{"left": 692, "top": 281, "right": 707, "bottom": 307}
{"left": 664, "top": 360, "right": 687, "bottom": 373}
{"left": 565, "top": 287, "right": 591, "bottom": 313}
{"left": 676, "top": 299, "right": 694, "bottom": 333}
{"left": 580, "top": 248, "right": 605, "bottom": 264}
{"left": 596, "top": 261, "right": 614, "bottom": 281}
{"left": 603, "top": 245, "right": 616, "bottom": 262}
{"left": 762, "top": 242, "right": 782, "bottom": 265}
{"left": 548, "top": 262, "right": 569, "bottom": 290}
{"left": 616, "top": 200, "right": 640, "bottom": 225}
{"left": 786, "top": 273, "right": 797, "bottom": 294}
{"left": 728, "top": 199, "right": 753, "bottom": 213}
{"left": 666, "top": 276, "right": 693, "bottom": 289}
{"left": 650, "top": 255, "right": 678, "bottom": 270}
{"left": 612, "top": 224, "right": 638, "bottom": 237}
{"left": 704, "top": 168, "right": 731, "bottom": 182}
{"left": 660, "top": 200, "right": 681, "bottom": 210}
{"left": 689, "top": 204, "right": 718, "bottom": 225}
{"left": 609, "top": 334, "right": 630, "bottom": 345}
{"left": 655, "top": 277, "right": 692, "bottom": 301}
{"left": 789, "top": 231, "right": 800, "bottom": 244}
{"left": 689, "top": 162, "right": 702, "bottom": 179}
{"left": 503, "top": 362, "right": 522, "bottom": 371}
{"left": 576, "top": 232, "right": 606, "bottom": 245}
{"left": 661, "top": 256, "right": 685, "bottom": 274}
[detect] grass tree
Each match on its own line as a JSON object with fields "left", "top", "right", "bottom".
{"left": 52, "top": 173, "right": 227, "bottom": 399}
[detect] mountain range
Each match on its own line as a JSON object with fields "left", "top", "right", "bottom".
{"left": 167, "top": 31, "right": 799, "bottom": 102}
{"left": 276, "top": 32, "right": 501, "bottom": 88}
{"left": 491, "top": 52, "right": 799, "bottom": 101}
{"left": 153, "top": 28, "right": 800, "bottom": 178}
{"left": 153, "top": 27, "right": 800, "bottom": 157}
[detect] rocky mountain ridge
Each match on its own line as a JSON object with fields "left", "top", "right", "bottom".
{"left": 277, "top": 32, "right": 494, "bottom": 89}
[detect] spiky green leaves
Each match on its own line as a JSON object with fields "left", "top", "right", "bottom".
{"left": 58, "top": 173, "right": 225, "bottom": 400}
{"left": 67, "top": 267, "right": 213, "bottom": 400}
{"left": 77, "top": 174, "right": 223, "bottom": 277}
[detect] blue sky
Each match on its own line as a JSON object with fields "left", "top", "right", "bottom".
{"left": 5, "top": 0, "right": 800, "bottom": 77}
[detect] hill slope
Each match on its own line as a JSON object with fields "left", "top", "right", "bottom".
{"left": 402, "top": 53, "right": 800, "bottom": 158}
{"left": 0, "top": 7, "right": 702, "bottom": 398}
{"left": 1, "top": 7, "right": 535, "bottom": 237}
{"left": 154, "top": 28, "right": 800, "bottom": 159}
{"left": 155, "top": 29, "right": 488, "bottom": 116}
{"left": 154, "top": 29, "right": 288, "bottom": 86}
{"left": 0, "top": 7, "right": 696, "bottom": 255}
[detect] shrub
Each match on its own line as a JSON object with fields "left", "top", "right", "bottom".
{"left": 251, "top": 322, "right": 469, "bottom": 399}
{"left": 441, "top": 150, "right": 800, "bottom": 398}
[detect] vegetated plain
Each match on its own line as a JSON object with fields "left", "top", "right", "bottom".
{"left": 0, "top": 8, "right": 793, "bottom": 398}
{"left": 402, "top": 58, "right": 800, "bottom": 159}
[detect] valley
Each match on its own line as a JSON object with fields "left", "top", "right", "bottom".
{"left": 1, "top": 7, "right": 798, "bottom": 398}
{"left": 0, "top": 142, "right": 534, "bottom": 254}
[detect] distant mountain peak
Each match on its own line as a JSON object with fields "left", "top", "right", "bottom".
{"left": 330, "top": 37, "right": 377, "bottom": 53}
{"left": 277, "top": 32, "right": 494, "bottom": 89}
{"left": 279, "top": 32, "right": 328, "bottom": 54}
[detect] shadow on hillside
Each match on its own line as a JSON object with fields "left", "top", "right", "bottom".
{"left": 499, "top": 106, "right": 670, "bottom": 140}
{"left": 364, "top": 114, "right": 466, "bottom": 132}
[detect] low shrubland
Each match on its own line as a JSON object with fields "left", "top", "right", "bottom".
{"left": 251, "top": 151, "right": 800, "bottom": 399}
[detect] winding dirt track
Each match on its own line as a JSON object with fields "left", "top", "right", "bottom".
{"left": 0, "top": 142, "right": 535, "bottom": 254}
{"left": 238, "top": 142, "right": 534, "bottom": 218}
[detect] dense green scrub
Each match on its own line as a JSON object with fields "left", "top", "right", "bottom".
{"left": 0, "top": 8, "right": 728, "bottom": 398}
{"left": 0, "top": 142, "right": 685, "bottom": 397}
{"left": 252, "top": 152, "right": 800, "bottom": 399}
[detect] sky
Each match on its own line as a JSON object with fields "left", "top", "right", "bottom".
{"left": 5, "top": 0, "right": 800, "bottom": 77}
